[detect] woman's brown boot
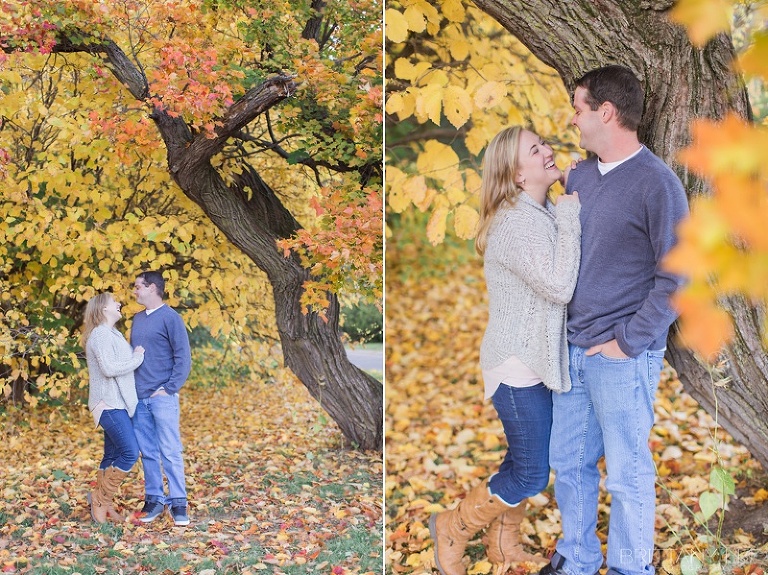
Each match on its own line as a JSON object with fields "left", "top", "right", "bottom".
{"left": 484, "top": 499, "right": 549, "bottom": 574}
{"left": 429, "top": 479, "right": 513, "bottom": 575}
{"left": 89, "top": 467, "right": 129, "bottom": 523}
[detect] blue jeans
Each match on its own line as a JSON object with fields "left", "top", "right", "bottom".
{"left": 133, "top": 394, "right": 187, "bottom": 506}
{"left": 99, "top": 409, "right": 139, "bottom": 472}
{"left": 551, "top": 345, "right": 665, "bottom": 575}
{"left": 488, "top": 382, "right": 553, "bottom": 505}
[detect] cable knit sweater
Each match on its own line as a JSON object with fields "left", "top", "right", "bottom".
{"left": 86, "top": 324, "right": 144, "bottom": 427}
{"left": 480, "top": 192, "right": 581, "bottom": 397}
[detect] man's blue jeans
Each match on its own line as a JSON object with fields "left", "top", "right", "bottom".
{"left": 133, "top": 394, "right": 187, "bottom": 506}
{"left": 99, "top": 409, "right": 139, "bottom": 472}
{"left": 488, "top": 382, "right": 552, "bottom": 505}
{"left": 551, "top": 345, "right": 664, "bottom": 575}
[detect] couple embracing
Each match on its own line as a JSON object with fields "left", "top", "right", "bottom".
{"left": 429, "top": 65, "right": 689, "bottom": 575}
{"left": 83, "top": 271, "right": 191, "bottom": 527}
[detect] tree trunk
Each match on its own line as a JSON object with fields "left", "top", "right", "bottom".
{"left": 150, "top": 81, "right": 383, "bottom": 452}
{"left": 472, "top": 0, "right": 768, "bottom": 468}
{"left": 44, "top": 38, "right": 383, "bottom": 451}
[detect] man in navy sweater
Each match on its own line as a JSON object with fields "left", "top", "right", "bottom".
{"left": 539, "top": 66, "right": 688, "bottom": 575}
{"left": 131, "top": 270, "right": 192, "bottom": 526}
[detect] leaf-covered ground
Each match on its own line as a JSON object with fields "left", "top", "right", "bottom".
{"left": 385, "top": 257, "right": 768, "bottom": 575}
{"left": 0, "top": 357, "right": 383, "bottom": 574}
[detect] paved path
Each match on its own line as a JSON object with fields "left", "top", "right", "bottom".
{"left": 345, "top": 347, "right": 383, "bottom": 372}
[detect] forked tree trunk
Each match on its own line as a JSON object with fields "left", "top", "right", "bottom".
{"left": 46, "top": 40, "right": 383, "bottom": 451}
{"left": 472, "top": 0, "right": 768, "bottom": 468}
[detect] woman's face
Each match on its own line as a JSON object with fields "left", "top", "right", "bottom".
{"left": 516, "top": 129, "right": 562, "bottom": 190}
{"left": 103, "top": 297, "right": 122, "bottom": 324}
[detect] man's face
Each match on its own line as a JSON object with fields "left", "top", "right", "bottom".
{"left": 133, "top": 278, "right": 154, "bottom": 307}
{"left": 571, "top": 86, "right": 604, "bottom": 154}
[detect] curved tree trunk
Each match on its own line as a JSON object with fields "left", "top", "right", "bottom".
{"left": 43, "top": 37, "right": 383, "bottom": 451}
{"left": 472, "top": 0, "right": 768, "bottom": 468}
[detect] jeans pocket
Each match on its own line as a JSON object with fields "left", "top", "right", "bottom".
{"left": 596, "top": 352, "right": 633, "bottom": 363}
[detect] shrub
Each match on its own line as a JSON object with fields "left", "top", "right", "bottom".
{"left": 341, "top": 302, "right": 382, "bottom": 343}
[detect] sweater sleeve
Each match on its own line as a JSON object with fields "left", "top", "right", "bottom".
{"left": 496, "top": 200, "right": 581, "bottom": 305}
{"left": 614, "top": 174, "right": 689, "bottom": 356}
{"left": 88, "top": 327, "right": 144, "bottom": 378}
{"left": 163, "top": 312, "right": 192, "bottom": 395}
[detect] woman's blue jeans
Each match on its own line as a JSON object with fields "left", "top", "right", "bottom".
{"left": 550, "top": 345, "right": 664, "bottom": 575}
{"left": 488, "top": 382, "right": 553, "bottom": 505}
{"left": 99, "top": 409, "right": 139, "bottom": 472}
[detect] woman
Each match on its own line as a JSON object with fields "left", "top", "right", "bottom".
{"left": 429, "top": 126, "right": 581, "bottom": 575}
{"left": 83, "top": 292, "right": 145, "bottom": 523}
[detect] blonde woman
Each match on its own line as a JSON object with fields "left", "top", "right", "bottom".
{"left": 83, "top": 292, "right": 145, "bottom": 523}
{"left": 429, "top": 126, "right": 581, "bottom": 575}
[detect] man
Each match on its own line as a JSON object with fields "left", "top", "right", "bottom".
{"left": 539, "top": 65, "right": 689, "bottom": 575}
{"left": 131, "top": 271, "right": 192, "bottom": 526}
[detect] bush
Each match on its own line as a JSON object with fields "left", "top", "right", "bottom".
{"left": 341, "top": 302, "right": 382, "bottom": 344}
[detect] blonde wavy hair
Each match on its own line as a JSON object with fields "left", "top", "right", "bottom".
{"left": 475, "top": 126, "right": 525, "bottom": 256}
{"left": 81, "top": 292, "right": 113, "bottom": 347}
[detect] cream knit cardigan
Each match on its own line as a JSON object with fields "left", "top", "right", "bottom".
{"left": 86, "top": 324, "right": 143, "bottom": 427}
{"left": 480, "top": 192, "right": 581, "bottom": 396}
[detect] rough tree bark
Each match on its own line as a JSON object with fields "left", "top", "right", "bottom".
{"left": 471, "top": 0, "right": 768, "bottom": 469}
{"left": 31, "top": 34, "right": 383, "bottom": 451}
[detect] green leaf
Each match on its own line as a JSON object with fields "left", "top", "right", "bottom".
{"left": 698, "top": 491, "right": 720, "bottom": 521}
{"left": 286, "top": 150, "right": 311, "bottom": 165}
{"left": 709, "top": 467, "right": 735, "bottom": 495}
{"left": 680, "top": 554, "right": 703, "bottom": 575}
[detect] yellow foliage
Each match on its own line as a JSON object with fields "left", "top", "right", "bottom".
{"left": 669, "top": 0, "right": 733, "bottom": 46}
{"left": 386, "top": 0, "right": 579, "bottom": 245}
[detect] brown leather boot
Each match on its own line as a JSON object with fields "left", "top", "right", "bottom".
{"left": 89, "top": 467, "right": 129, "bottom": 523}
{"left": 429, "top": 479, "right": 512, "bottom": 575}
{"left": 101, "top": 469, "right": 127, "bottom": 522}
{"left": 484, "top": 499, "right": 549, "bottom": 574}
{"left": 89, "top": 469, "right": 108, "bottom": 523}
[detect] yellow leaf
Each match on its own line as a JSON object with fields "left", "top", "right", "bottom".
{"left": 389, "top": 88, "right": 416, "bottom": 121}
{"left": 454, "top": 205, "right": 479, "bottom": 239}
{"left": 465, "top": 169, "right": 482, "bottom": 196}
{"left": 394, "top": 58, "right": 431, "bottom": 82}
{"left": 386, "top": 167, "right": 411, "bottom": 213}
{"left": 468, "top": 560, "right": 493, "bottom": 575}
{"left": 446, "top": 187, "right": 466, "bottom": 205}
{"left": 404, "top": 6, "right": 427, "bottom": 33}
{"left": 446, "top": 27, "right": 470, "bottom": 60}
{"left": 403, "top": 176, "right": 431, "bottom": 211}
{"left": 416, "top": 140, "right": 460, "bottom": 178}
{"left": 385, "top": 8, "right": 409, "bottom": 43}
{"left": 526, "top": 83, "right": 551, "bottom": 116}
{"left": 443, "top": 85, "right": 472, "bottom": 129}
{"left": 441, "top": 0, "right": 465, "bottom": 23}
{"left": 474, "top": 81, "right": 508, "bottom": 110}
{"left": 678, "top": 114, "right": 767, "bottom": 176}
{"left": 738, "top": 31, "right": 768, "bottom": 80}
{"left": 385, "top": 92, "right": 404, "bottom": 116}
{"left": 671, "top": 290, "right": 733, "bottom": 362}
{"left": 451, "top": 39, "right": 470, "bottom": 60}
{"left": 754, "top": 488, "right": 768, "bottom": 502}
{"left": 426, "top": 206, "right": 449, "bottom": 246}
{"left": 420, "top": 68, "right": 450, "bottom": 88}
{"left": 668, "top": 0, "right": 733, "bottom": 47}
{"left": 415, "top": 84, "right": 443, "bottom": 125}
